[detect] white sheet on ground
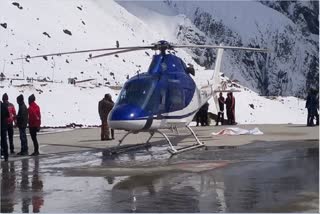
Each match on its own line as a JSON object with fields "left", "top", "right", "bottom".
{"left": 212, "top": 127, "right": 263, "bottom": 136}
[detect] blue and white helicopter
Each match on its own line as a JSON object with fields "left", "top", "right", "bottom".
{"left": 23, "top": 40, "right": 268, "bottom": 155}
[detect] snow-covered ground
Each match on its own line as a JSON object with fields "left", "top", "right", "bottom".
{"left": 0, "top": 0, "right": 310, "bottom": 127}
{"left": 195, "top": 70, "right": 307, "bottom": 125}
{"left": 0, "top": 70, "right": 308, "bottom": 127}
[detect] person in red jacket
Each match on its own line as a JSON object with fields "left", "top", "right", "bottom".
{"left": 2, "top": 93, "right": 17, "bottom": 154}
{"left": 28, "top": 94, "right": 41, "bottom": 156}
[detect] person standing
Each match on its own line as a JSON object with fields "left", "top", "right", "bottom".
{"left": 230, "top": 92, "right": 236, "bottom": 125}
{"left": 225, "top": 92, "right": 232, "bottom": 125}
{"left": 201, "top": 102, "right": 209, "bottom": 126}
{"left": 195, "top": 111, "right": 201, "bottom": 126}
{"left": 315, "top": 90, "right": 319, "bottom": 126}
{"left": 28, "top": 94, "right": 41, "bottom": 156}
{"left": 98, "top": 94, "right": 114, "bottom": 140}
{"left": 306, "top": 88, "right": 318, "bottom": 126}
{"left": 16, "top": 95, "right": 29, "bottom": 155}
{"left": 106, "top": 94, "right": 115, "bottom": 139}
{"left": 2, "top": 93, "right": 17, "bottom": 154}
{"left": 197, "top": 102, "right": 209, "bottom": 126}
{"left": 1, "top": 100, "right": 9, "bottom": 161}
{"left": 216, "top": 92, "right": 225, "bottom": 126}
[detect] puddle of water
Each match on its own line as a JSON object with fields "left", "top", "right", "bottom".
{"left": 64, "top": 161, "right": 231, "bottom": 177}
{"left": 0, "top": 144, "right": 318, "bottom": 213}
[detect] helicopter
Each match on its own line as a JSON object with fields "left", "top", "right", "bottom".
{"left": 19, "top": 40, "right": 268, "bottom": 155}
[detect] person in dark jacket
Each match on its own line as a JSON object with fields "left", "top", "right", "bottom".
{"left": 1, "top": 100, "right": 10, "bottom": 161}
{"left": 315, "top": 91, "right": 319, "bottom": 126}
{"left": 216, "top": 92, "right": 225, "bottom": 126}
{"left": 230, "top": 92, "right": 236, "bottom": 125}
{"left": 98, "top": 94, "right": 114, "bottom": 140}
{"left": 225, "top": 92, "right": 232, "bottom": 125}
{"left": 195, "top": 110, "right": 201, "bottom": 126}
{"left": 306, "top": 89, "right": 313, "bottom": 126}
{"left": 106, "top": 94, "right": 115, "bottom": 139}
{"left": 198, "top": 102, "right": 209, "bottom": 126}
{"left": 16, "top": 94, "right": 29, "bottom": 155}
{"left": 225, "top": 92, "right": 236, "bottom": 125}
{"left": 2, "top": 93, "right": 17, "bottom": 154}
{"left": 28, "top": 94, "right": 41, "bottom": 156}
{"left": 306, "top": 89, "right": 318, "bottom": 126}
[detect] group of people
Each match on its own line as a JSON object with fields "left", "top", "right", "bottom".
{"left": 305, "top": 88, "right": 319, "bottom": 126}
{"left": 1, "top": 92, "right": 115, "bottom": 162}
{"left": 98, "top": 94, "right": 115, "bottom": 140}
{"left": 195, "top": 102, "right": 209, "bottom": 126}
{"left": 216, "top": 92, "right": 236, "bottom": 126}
{"left": 1, "top": 93, "right": 41, "bottom": 162}
{"left": 195, "top": 92, "right": 236, "bottom": 126}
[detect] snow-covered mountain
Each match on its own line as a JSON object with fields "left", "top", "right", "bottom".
{"left": 0, "top": 0, "right": 314, "bottom": 127}
{"left": 118, "top": 0, "right": 319, "bottom": 97}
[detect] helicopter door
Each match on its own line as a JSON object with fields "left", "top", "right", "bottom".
{"left": 166, "top": 81, "right": 185, "bottom": 112}
{"left": 159, "top": 89, "right": 166, "bottom": 111}
{"left": 156, "top": 89, "right": 166, "bottom": 119}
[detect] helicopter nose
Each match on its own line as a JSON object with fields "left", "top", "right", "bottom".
{"left": 108, "top": 104, "right": 150, "bottom": 131}
{"left": 108, "top": 119, "right": 147, "bottom": 131}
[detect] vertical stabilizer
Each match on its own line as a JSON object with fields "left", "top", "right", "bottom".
{"left": 212, "top": 47, "right": 224, "bottom": 111}
{"left": 211, "top": 47, "right": 224, "bottom": 91}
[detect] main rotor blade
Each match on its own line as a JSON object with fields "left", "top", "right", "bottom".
{"left": 14, "top": 45, "right": 154, "bottom": 60}
{"left": 173, "top": 44, "right": 270, "bottom": 52}
{"left": 89, "top": 47, "right": 151, "bottom": 59}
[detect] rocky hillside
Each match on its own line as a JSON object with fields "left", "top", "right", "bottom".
{"left": 119, "top": 0, "right": 319, "bottom": 97}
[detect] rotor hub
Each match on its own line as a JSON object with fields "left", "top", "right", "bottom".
{"left": 152, "top": 40, "right": 173, "bottom": 53}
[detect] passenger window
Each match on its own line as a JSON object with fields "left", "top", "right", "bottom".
{"left": 167, "top": 83, "right": 185, "bottom": 111}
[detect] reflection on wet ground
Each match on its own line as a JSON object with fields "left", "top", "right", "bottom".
{"left": 1, "top": 140, "right": 319, "bottom": 213}
{"left": 1, "top": 158, "right": 44, "bottom": 213}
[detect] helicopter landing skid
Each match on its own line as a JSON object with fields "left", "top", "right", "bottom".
{"left": 111, "top": 126, "right": 204, "bottom": 155}
{"left": 118, "top": 131, "right": 155, "bottom": 147}
{"left": 108, "top": 131, "right": 154, "bottom": 155}
{"left": 158, "top": 126, "right": 205, "bottom": 155}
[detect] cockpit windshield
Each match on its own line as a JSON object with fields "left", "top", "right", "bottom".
{"left": 117, "top": 77, "right": 157, "bottom": 110}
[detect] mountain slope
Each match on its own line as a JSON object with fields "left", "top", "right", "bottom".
{"left": 118, "top": 0, "right": 319, "bottom": 97}
{"left": 0, "top": 0, "right": 195, "bottom": 84}
{"left": 0, "top": 0, "right": 309, "bottom": 126}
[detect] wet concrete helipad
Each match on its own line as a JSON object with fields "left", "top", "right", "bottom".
{"left": 1, "top": 137, "right": 318, "bottom": 213}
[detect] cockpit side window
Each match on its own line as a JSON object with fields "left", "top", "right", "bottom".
{"left": 117, "top": 78, "right": 157, "bottom": 110}
{"left": 166, "top": 81, "right": 185, "bottom": 112}
{"left": 145, "top": 87, "right": 160, "bottom": 113}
